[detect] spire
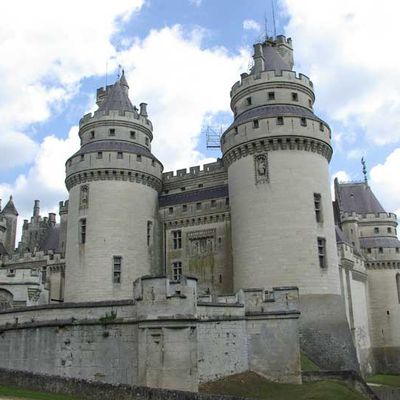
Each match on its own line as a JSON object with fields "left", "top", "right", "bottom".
{"left": 119, "top": 69, "right": 129, "bottom": 89}
{"left": 1, "top": 195, "right": 18, "bottom": 216}
{"left": 361, "top": 157, "right": 368, "bottom": 185}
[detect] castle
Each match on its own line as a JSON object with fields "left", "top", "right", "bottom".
{"left": 0, "top": 35, "right": 399, "bottom": 391}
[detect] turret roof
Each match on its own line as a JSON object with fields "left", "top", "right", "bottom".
{"left": 97, "top": 76, "right": 134, "bottom": 114}
{"left": 1, "top": 196, "right": 18, "bottom": 216}
{"left": 337, "top": 182, "right": 385, "bottom": 214}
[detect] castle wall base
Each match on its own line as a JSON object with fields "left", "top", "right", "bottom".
{"left": 372, "top": 347, "right": 400, "bottom": 374}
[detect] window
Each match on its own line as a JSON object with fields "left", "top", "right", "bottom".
{"left": 90, "top": 131, "right": 95, "bottom": 139}
{"left": 309, "top": 99, "right": 312, "bottom": 108}
{"left": 113, "top": 256, "right": 122, "bottom": 284}
{"left": 396, "top": 274, "right": 400, "bottom": 303}
{"left": 388, "top": 227, "right": 392, "bottom": 234}
{"left": 109, "top": 128, "right": 115, "bottom": 136}
{"left": 319, "top": 122, "right": 324, "bottom": 131}
{"left": 6, "top": 269, "right": 15, "bottom": 277}
{"left": 80, "top": 154, "right": 84, "bottom": 161}
{"left": 225, "top": 198, "right": 229, "bottom": 206}
{"left": 97, "top": 152, "right": 103, "bottom": 159}
{"left": 137, "top": 155, "right": 142, "bottom": 162}
{"left": 211, "top": 200, "right": 216, "bottom": 208}
{"left": 396, "top": 248, "right": 400, "bottom": 253}
{"left": 80, "top": 219, "right": 87, "bottom": 244}
{"left": 172, "top": 261, "right": 182, "bottom": 281}
{"left": 253, "top": 119, "right": 259, "bottom": 128}
{"left": 367, "top": 248, "right": 372, "bottom": 254}
{"left": 181, "top": 187, "right": 186, "bottom": 191}
{"left": 147, "top": 221, "right": 152, "bottom": 246}
{"left": 276, "top": 116, "right": 284, "bottom": 125}
{"left": 234, "top": 127, "right": 238, "bottom": 135}
{"left": 182, "top": 204, "right": 188, "bottom": 212}
{"left": 292, "top": 92, "right": 298, "bottom": 101}
{"left": 379, "top": 247, "right": 383, "bottom": 253}
{"left": 317, "top": 237, "right": 326, "bottom": 268}
{"left": 172, "top": 230, "right": 182, "bottom": 249}
{"left": 130, "top": 131, "right": 136, "bottom": 139}
{"left": 198, "top": 183, "right": 203, "bottom": 188}
{"left": 268, "top": 92, "right": 275, "bottom": 100}
{"left": 152, "top": 160, "right": 155, "bottom": 167}
{"left": 196, "top": 202, "right": 202, "bottom": 210}
{"left": 314, "top": 193, "right": 322, "bottom": 222}
{"left": 246, "top": 96, "right": 252, "bottom": 105}
{"left": 374, "top": 227, "right": 379, "bottom": 234}
{"left": 145, "top": 137, "right": 149, "bottom": 146}
{"left": 301, "top": 117, "right": 307, "bottom": 127}
{"left": 117, "top": 152, "right": 123, "bottom": 159}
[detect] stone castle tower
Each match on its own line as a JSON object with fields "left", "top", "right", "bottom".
{"left": 64, "top": 72, "right": 163, "bottom": 302}
{"left": 0, "top": 196, "right": 18, "bottom": 255}
{"left": 221, "top": 36, "right": 357, "bottom": 370}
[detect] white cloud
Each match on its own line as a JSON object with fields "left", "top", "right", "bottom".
{"left": 118, "top": 25, "right": 248, "bottom": 171}
{"left": 0, "top": 0, "right": 144, "bottom": 172}
{"left": 370, "top": 148, "right": 400, "bottom": 214}
{"left": 243, "top": 19, "right": 262, "bottom": 32}
{"left": 282, "top": 0, "right": 400, "bottom": 146}
{"left": 189, "top": 0, "right": 202, "bottom": 6}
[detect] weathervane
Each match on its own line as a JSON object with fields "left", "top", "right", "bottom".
{"left": 361, "top": 157, "right": 368, "bottom": 185}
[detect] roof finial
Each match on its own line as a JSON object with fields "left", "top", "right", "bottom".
{"left": 361, "top": 157, "right": 368, "bottom": 185}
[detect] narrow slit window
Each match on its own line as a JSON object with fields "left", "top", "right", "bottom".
{"left": 319, "top": 122, "right": 324, "bottom": 131}
{"left": 97, "top": 152, "right": 103, "bottom": 159}
{"left": 246, "top": 96, "right": 252, "bottom": 105}
{"left": 113, "top": 256, "right": 122, "bottom": 284}
{"left": 253, "top": 119, "right": 259, "bottom": 128}
{"left": 317, "top": 237, "right": 326, "bottom": 268}
{"left": 314, "top": 193, "right": 322, "bottom": 222}
{"left": 147, "top": 221, "right": 152, "bottom": 246}
{"left": 277, "top": 116, "right": 284, "bottom": 125}
{"left": 80, "top": 219, "right": 87, "bottom": 244}
{"left": 301, "top": 117, "right": 307, "bottom": 127}
{"left": 172, "top": 230, "right": 182, "bottom": 249}
{"left": 90, "top": 131, "right": 95, "bottom": 139}
{"left": 172, "top": 261, "right": 182, "bottom": 281}
{"left": 292, "top": 92, "right": 298, "bottom": 101}
{"left": 137, "top": 155, "right": 142, "bottom": 162}
{"left": 117, "top": 152, "right": 123, "bottom": 159}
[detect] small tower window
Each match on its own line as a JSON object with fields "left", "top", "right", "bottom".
{"left": 172, "top": 230, "right": 182, "bottom": 249}
{"left": 367, "top": 248, "right": 372, "bottom": 254}
{"left": 246, "top": 97, "right": 252, "bottom": 105}
{"left": 374, "top": 227, "right": 379, "bottom": 234}
{"left": 388, "top": 227, "right": 392, "bottom": 234}
{"left": 109, "top": 129, "right": 115, "bottom": 136}
{"left": 196, "top": 202, "right": 202, "bottom": 210}
{"left": 117, "top": 152, "right": 123, "bottom": 159}
{"left": 234, "top": 127, "right": 238, "bottom": 135}
{"left": 301, "top": 117, "right": 307, "bottom": 127}
{"left": 309, "top": 99, "right": 312, "bottom": 108}
{"left": 319, "top": 122, "right": 324, "bottom": 131}
{"left": 182, "top": 204, "right": 188, "bottom": 212}
{"left": 168, "top": 207, "right": 173, "bottom": 215}
{"left": 90, "top": 131, "right": 95, "bottom": 139}
{"left": 113, "top": 256, "right": 122, "bottom": 284}
{"left": 145, "top": 137, "right": 149, "bottom": 146}
{"left": 379, "top": 247, "right": 383, "bottom": 253}
{"left": 292, "top": 92, "right": 298, "bottom": 101}
{"left": 211, "top": 200, "right": 216, "bottom": 208}
{"left": 268, "top": 92, "right": 275, "bottom": 100}
{"left": 137, "top": 155, "right": 142, "bottom": 162}
{"left": 151, "top": 159, "right": 155, "bottom": 167}
{"left": 314, "top": 193, "right": 322, "bottom": 223}
{"left": 80, "top": 154, "right": 84, "bottom": 162}
{"left": 276, "top": 116, "right": 284, "bottom": 125}
{"left": 147, "top": 221, "right": 152, "bottom": 246}
{"left": 80, "top": 219, "right": 87, "bottom": 244}
{"left": 253, "top": 119, "right": 259, "bottom": 129}
{"left": 130, "top": 131, "right": 136, "bottom": 139}
{"left": 172, "top": 261, "right": 182, "bottom": 281}
{"left": 317, "top": 237, "right": 327, "bottom": 268}
{"left": 97, "top": 152, "right": 103, "bottom": 159}
{"left": 396, "top": 247, "right": 399, "bottom": 253}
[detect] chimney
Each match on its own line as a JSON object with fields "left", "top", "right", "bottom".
{"left": 33, "top": 200, "right": 40, "bottom": 218}
{"left": 139, "top": 103, "right": 148, "bottom": 117}
{"left": 49, "top": 213, "right": 56, "bottom": 226}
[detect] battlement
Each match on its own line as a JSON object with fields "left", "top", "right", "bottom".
{"left": 231, "top": 69, "right": 313, "bottom": 98}
{"left": 2, "top": 250, "right": 65, "bottom": 265}
{"left": 79, "top": 107, "right": 152, "bottom": 129}
{"left": 133, "top": 275, "right": 198, "bottom": 320}
{"left": 341, "top": 211, "right": 397, "bottom": 221}
{"left": 59, "top": 200, "right": 69, "bottom": 215}
{"left": 162, "top": 160, "right": 225, "bottom": 182}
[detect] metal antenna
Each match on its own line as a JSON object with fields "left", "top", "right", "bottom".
{"left": 272, "top": 0, "right": 277, "bottom": 39}
{"left": 264, "top": 11, "right": 268, "bottom": 41}
{"left": 105, "top": 61, "right": 108, "bottom": 87}
{"left": 361, "top": 157, "right": 368, "bottom": 185}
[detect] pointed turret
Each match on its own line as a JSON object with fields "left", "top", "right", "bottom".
{"left": 1, "top": 196, "right": 18, "bottom": 216}
{"left": 0, "top": 195, "right": 18, "bottom": 254}
{"left": 119, "top": 69, "right": 129, "bottom": 89}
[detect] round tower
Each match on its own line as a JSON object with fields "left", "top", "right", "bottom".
{"left": 64, "top": 72, "right": 163, "bottom": 302}
{"left": 222, "top": 36, "right": 358, "bottom": 370}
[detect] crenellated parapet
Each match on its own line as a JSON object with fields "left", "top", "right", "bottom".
{"left": 162, "top": 160, "right": 226, "bottom": 183}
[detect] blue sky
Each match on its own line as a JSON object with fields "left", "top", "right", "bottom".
{"left": 1, "top": 0, "right": 400, "bottom": 233}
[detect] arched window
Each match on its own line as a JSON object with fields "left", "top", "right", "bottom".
{"left": 396, "top": 274, "right": 400, "bottom": 304}
{"left": 0, "top": 289, "right": 13, "bottom": 310}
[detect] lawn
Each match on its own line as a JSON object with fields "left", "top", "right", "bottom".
{"left": 200, "top": 371, "right": 367, "bottom": 400}
{"left": 0, "top": 386, "right": 78, "bottom": 400}
{"left": 367, "top": 374, "right": 400, "bottom": 387}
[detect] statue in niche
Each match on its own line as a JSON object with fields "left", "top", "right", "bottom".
{"left": 255, "top": 154, "right": 269, "bottom": 183}
{"left": 80, "top": 185, "right": 89, "bottom": 209}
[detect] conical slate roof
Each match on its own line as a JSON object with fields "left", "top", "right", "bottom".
{"left": 97, "top": 76, "right": 134, "bottom": 114}
{"left": 337, "top": 183, "right": 385, "bottom": 214}
{"left": 1, "top": 196, "right": 18, "bottom": 216}
{"left": 263, "top": 44, "right": 290, "bottom": 71}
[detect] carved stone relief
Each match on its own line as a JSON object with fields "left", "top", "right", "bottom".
{"left": 187, "top": 229, "right": 216, "bottom": 257}
{"left": 79, "top": 184, "right": 89, "bottom": 209}
{"left": 254, "top": 153, "right": 269, "bottom": 184}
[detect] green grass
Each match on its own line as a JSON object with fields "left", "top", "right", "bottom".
{"left": 0, "top": 386, "right": 78, "bottom": 400}
{"left": 300, "top": 352, "right": 321, "bottom": 371}
{"left": 200, "top": 371, "right": 367, "bottom": 400}
{"left": 367, "top": 374, "right": 400, "bottom": 387}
